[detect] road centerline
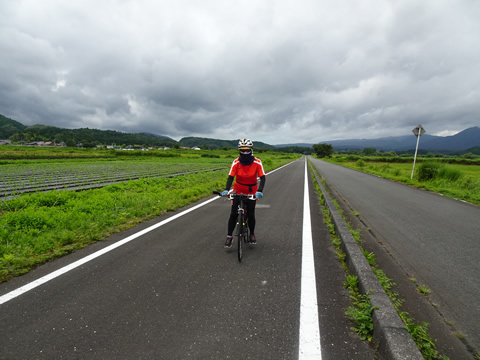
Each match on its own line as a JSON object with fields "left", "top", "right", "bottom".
{"left": 298, "top": 158, "right": 322, "bottom": 359}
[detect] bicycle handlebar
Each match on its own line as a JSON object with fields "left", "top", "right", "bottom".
{"left": 213, "top": 190, "right": 256, "bottom": 200}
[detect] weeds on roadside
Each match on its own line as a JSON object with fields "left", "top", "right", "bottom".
{"left": 418, "top": 285, "right": 431, "bottom": 295}
{"left": 400, "top": 313, "right": 446, "bottom": 359}
{"left": 309, "top": 164, "right": 375, "bottom": 340}
{"left": 361, "top": 248, "right": 447, "bottom": 359}
{"left": 344, "top": 275, "right": 377, "bottom": 341}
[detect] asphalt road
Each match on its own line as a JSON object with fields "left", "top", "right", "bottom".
{"left": 0, "top": 158, "right": 374, "bottom": 359}
{"left": 309, "top": 157, "right": 480, "bottom": 354}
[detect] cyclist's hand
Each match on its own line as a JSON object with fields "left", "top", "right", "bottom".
{"left": 255, "top": 192, "right": 263, "bottom": 199}
{"left": 221, "top": 190, "right": 229, "bottom": 196}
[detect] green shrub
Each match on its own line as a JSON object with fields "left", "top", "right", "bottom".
{"left": 356, "top": 159, "right": 366, "bottom": 167}
{"left": 263, "top": 158, "right": 273, "bottom": 167}
{"left": 417, "top": 162, "right": 441, "bottom": 181}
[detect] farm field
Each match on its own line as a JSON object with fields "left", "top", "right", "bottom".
{"left": 0, "top": 147, "right": 301, "bottom": 281}
{"left": 0, "top": 145, "right": 116, "bottom": 159}
{"left": 0, "top": 158, "right": 228, "bottom": 199}
{"left": 323, "top": 156, "right": 480, "bottom": 206}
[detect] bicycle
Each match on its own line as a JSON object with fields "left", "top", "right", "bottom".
{"left": 213, "top": 190, "right": 257, "bottom": 262}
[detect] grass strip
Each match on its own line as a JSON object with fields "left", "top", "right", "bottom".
{"left": 323, "top": 156, "right": 480, "bottom": 206}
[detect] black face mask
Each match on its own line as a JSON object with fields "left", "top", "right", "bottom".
{"left": 239, "top": 151, "right": 254, "bottom": 165}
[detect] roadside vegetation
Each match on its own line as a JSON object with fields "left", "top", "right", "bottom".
{"left": 0, "top": 147, "right": 300, "bottom": 282}
{"left": 320, "top": 154, "right": 480, "bottom": 206}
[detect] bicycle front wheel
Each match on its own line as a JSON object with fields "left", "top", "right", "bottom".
{"left": 236, "top": 212, "right": 243, "bottom": 262}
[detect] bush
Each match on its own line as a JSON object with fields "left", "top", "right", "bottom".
{"left": 263, "top": 158, "right": 273, "bottom": 167}
{"left": 356, "top": 159, "right": 366, "bottom": 168}
{"left": 417, "top": 162, "right": 441, "bottom": 181}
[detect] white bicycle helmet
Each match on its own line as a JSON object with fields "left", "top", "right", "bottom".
{"left": 238, "top": 138, "right": 254, "bottom": 150}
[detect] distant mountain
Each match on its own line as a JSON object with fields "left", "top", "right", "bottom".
{"left": 326, "top": 134, "right": 430, "bottom": 151}
{"left": 421, "top": 127, "right": 480, "bottom": 150}
{"left": 275, "top": 143, "right": 314, "bottom": 148}
{"left": 179, "top": 137, "right": 276, "bottom": 150}
{"left": 277, "top": 127, "right": 480, "bottom": 152}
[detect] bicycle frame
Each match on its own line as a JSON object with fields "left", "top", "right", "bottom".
{"left": 214, "top": 190, "right": 256, "bottom": 262}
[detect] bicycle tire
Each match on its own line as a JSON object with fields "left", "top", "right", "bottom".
{"left": 236, "top": 210, "right": 243, "bottom": 262}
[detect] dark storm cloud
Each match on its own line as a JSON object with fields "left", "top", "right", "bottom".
{"left": 1, "top": 0, "right": 479, "bottom": 144}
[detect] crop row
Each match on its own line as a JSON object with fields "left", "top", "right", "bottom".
{"left": 1, "top": 161, "right": 228, "bottom": 199}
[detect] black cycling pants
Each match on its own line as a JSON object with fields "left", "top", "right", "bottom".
{"left": 227, "top": 198, "right": 257, "bottom": 236}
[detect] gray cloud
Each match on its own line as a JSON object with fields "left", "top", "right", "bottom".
{"left": 1, "top": 0, "right": 479, "bottom": 144}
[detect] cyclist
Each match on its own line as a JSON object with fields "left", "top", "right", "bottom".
{"left": 221, "top": 139, "right": 266, "bottom": 248}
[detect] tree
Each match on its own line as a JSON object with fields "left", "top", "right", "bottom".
{"left": 313, "top": 143, "right": 334, "bottom": 158}
{"left": 361, "top": 147, "right": 377, "bottom": 155}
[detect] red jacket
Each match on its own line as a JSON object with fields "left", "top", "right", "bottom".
{"left": 228, "top": 157, "right": 265, "bottom": 194}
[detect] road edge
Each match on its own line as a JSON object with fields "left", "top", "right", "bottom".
{"left": 309, "top": 161, "right": 424, "bottom": 360}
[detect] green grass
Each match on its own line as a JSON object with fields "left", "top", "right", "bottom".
{"left": 324, "top": 156, "right": 480, "bottom": 206}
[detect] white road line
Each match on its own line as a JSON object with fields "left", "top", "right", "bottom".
{"left": 0, "top": 160, "right": 296, "bottom": 305}
{"left": 298, "top": 158, "right": 322, "bottom": 359}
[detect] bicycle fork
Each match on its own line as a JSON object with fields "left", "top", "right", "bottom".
{"left": 238, "top": 208, "right": 248, "bottom": 238}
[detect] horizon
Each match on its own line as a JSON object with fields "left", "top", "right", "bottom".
{"left": 2, "top": 113, "right": 478, "bottom": 146}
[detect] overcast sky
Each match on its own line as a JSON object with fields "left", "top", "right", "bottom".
{"left": 1, "top": 0, "right": 479, "bottom": 144}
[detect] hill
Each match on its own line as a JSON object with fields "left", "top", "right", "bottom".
{"left": 0, "top": 115, "right": 177, "bottom": 147}
{"left": 0, "top": 114, "right": 27, "bottom": 138}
